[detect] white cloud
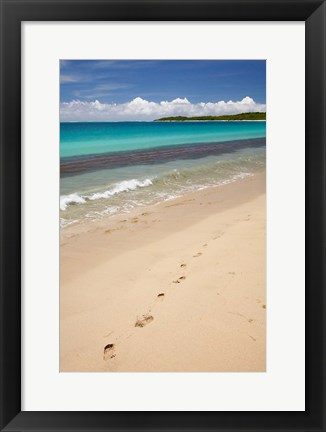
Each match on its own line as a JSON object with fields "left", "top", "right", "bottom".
{"left": 60, "top": 74, "right": 81, "bottom": 84}
{"left": 60, "top": 96, "right": 266, "bottom": 122}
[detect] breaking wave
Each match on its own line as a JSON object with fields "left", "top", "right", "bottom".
{"left": 60, "top": 178, "right": 153, "bottom": 211}
{"left": 60, "top": 146, "right": 265, "bottom": 227}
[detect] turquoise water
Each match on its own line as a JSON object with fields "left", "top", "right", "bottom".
{"left": 60, "top": 122, "right": 266, "bottom": 227}
{"left": 60, "top": 121, "right": 266, "bottom": 157}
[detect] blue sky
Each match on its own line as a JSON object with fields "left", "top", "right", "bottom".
{"left": 60, "top": 60, "right": 266, "bottom": 104}
{"left": 60, "top": 60, "right": 266, "bottom": 121}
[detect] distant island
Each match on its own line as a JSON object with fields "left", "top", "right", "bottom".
{"left": 154, "top": 112, "right": 266, "bottom": 122}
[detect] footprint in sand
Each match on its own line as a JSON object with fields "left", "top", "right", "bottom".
{"left": 157, "top": 293, "right": 165, "bottom": 299}
{"left": 213, "top": 231, "right": 224, "bottom": 240}
{"left": 193, "top": 252, "right": 202, "bottom": 258}
{"left": 105, "top": 227, "right": 122, "bottom": 234}
{"left": 165, "top": 199, "right": 194, "bottom": 208}
{"left": 262, "top": 304, "right": 266, "bottom": 309}
{"left": 103, "top": 343, "right": 115, "bottom": 361}
{"left": 135, "top": 314, "right": 154, "bottom": 328}
{"left": 180, "top": 263, "right": 187, "bottom": 268}
{"left": 203, "top": 244, "right": 208, "bottom": 247}
{"left": 173, "top": 276, "right": 186, "bottom": 284}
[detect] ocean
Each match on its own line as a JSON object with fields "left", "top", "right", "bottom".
{"left": 60, "top": 121, "right": 266, "bottom": 227}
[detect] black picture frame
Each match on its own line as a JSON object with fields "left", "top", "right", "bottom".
{"left": 0, "top": 0, "right": 325, "bottom": 431}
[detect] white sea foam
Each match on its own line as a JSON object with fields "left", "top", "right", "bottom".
{"left": 89, "top": 178, "right": 153, "bottom": 201}
{"left": 214, "top": 172, "right": 253, "bottom": 187}
{"left": 60, "top": 218, "right": 79, "bottom": 228}
{"left": 85, "top": 206, "right": 119, "bottom": 220}
{"left": 60, "top": 193, "right": 86, "bottom": 211}
{"left": 60, "top": 178, "right": 153, "bottom": 211}
{"left": 234, "top": 172, "right": 252, "bottom": 179}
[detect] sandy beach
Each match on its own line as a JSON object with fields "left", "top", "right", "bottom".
{"left": 60, "top": 171, "right": 266, "bottom": 372}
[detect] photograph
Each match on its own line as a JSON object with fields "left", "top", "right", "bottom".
{"left": 60, "top": 60, "right": 266, "bottom": 372}
{"left": 1, "top": 0, "right": 325, "bottom": 427}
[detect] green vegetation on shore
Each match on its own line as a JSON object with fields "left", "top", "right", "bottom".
{"left": 154, "top": 112, "right": 266, "bottom": 122}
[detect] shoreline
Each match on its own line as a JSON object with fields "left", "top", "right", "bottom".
{"left": 60, "top": 169, "right": 264, "bottom": 240}
{"left": 154, "top": 120, "right": 266, "bottom": 122}
{"left": 60, "top": 171, "right": 266, "bottom": 372}
{"left": 62, "top": 120, "right": 266, "bottom": 123}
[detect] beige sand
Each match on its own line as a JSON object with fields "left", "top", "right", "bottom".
{"left": 60, "top": 172, "right": 266, "bottom": 372}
